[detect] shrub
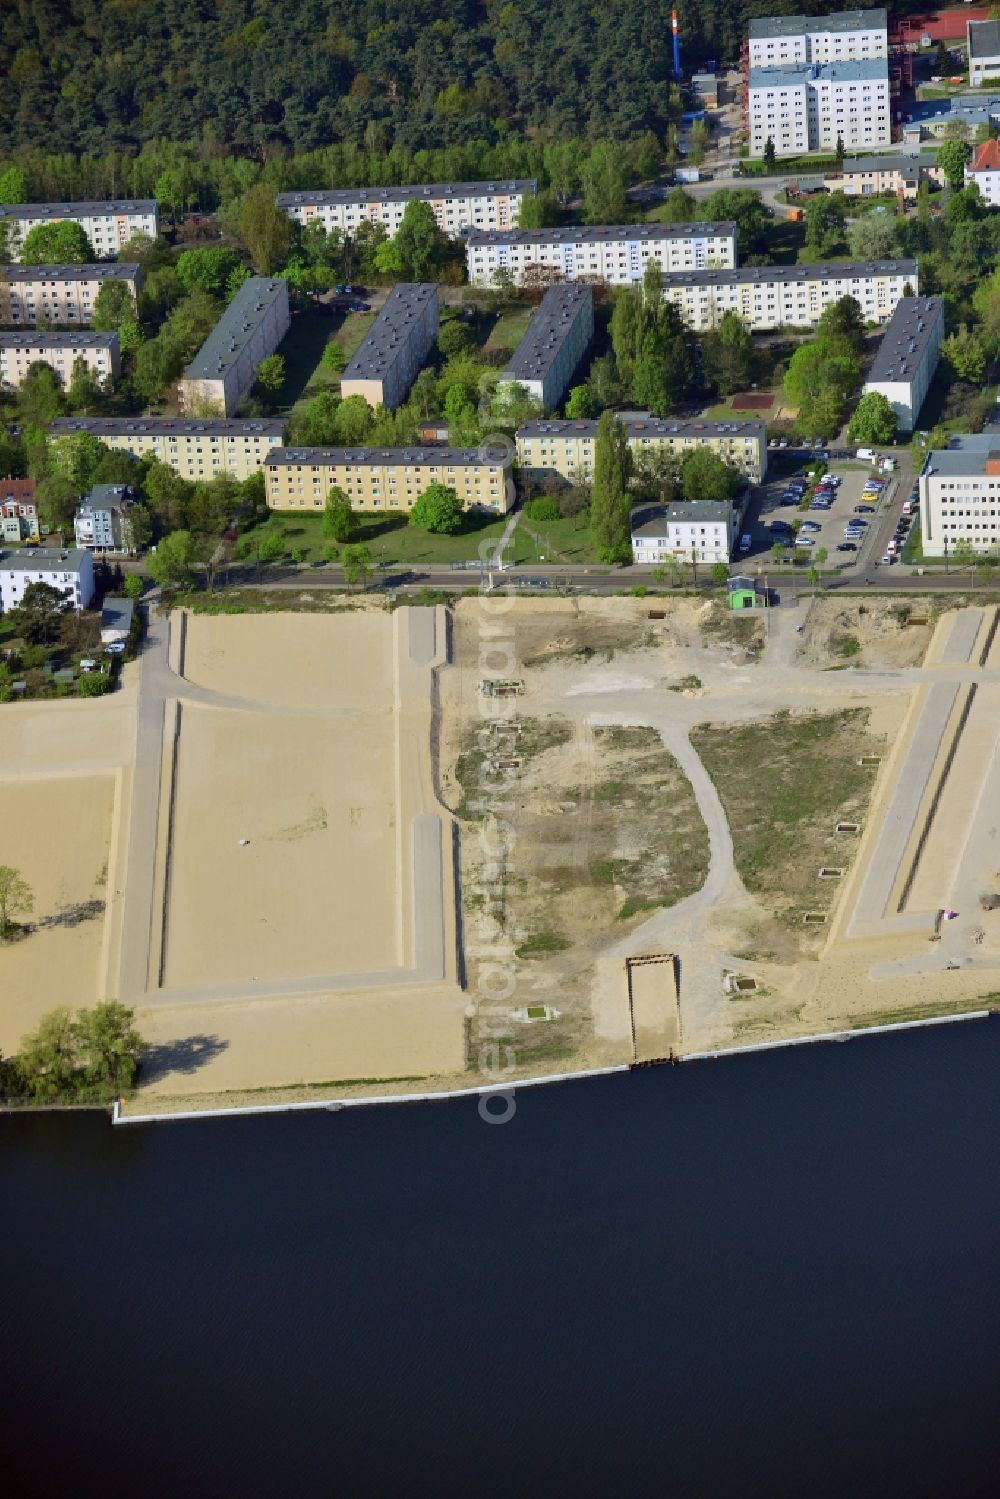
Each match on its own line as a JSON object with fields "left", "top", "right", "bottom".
{"left": 523, "top": 496, "right": 560, "bottom": 521}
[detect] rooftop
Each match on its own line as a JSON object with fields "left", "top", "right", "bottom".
{"left": 969, "top": 138, "right": 1000, "bottom": 173}
{"left": 866, "top": 295, "right": 943, "bottom": 386}
{"left": 500, "top": 284, "right": 593, "bottom": 386}
{"left": 0, "top": 200, "right": 156, "bottom": 221}
{"left": 0, "top": 546, "right": 89, "bottom": 573}
{"left": 265, "top": 444, "right": 511, "bottom": 468}
{"left": 661, "top": 258, "right": 917, "bottom": 288}
{"left": 101, "top": 596, "right": 135, "bottom": 630}
{"left": 837, "top": 153, "right": 940, "bottom": 174}
{"left": 518, "top": 416, "right": 765, "bottom": 440}
{"left": 967, "top": 18, "right": 1000, "bottom": 59}
{"left": 277, "top": 180, "right": 535, "bottom": 208}
{"left": 468, "top": 222, "right": 736, "bottom": 247}
{"left": 80, "top": 483, "right": 134, "bottom": 512}
{"left": 341, "top": 283, "right": 437, "bottom": 383}
{"left": 0, "top": 331, "right": 118, "bottom": 349}
{"left": 1, "top": 263, "right": 140, "bottom": 282}
{"left": 749, "top": 57, "right": 889, "bottom": 88}
{"left": 749, "top": 9, "right": 887, "bottom": 40}
{"left": 906, "top": 93, "right": 1000, "bottom": 126}
{"left": 632, "top": 501, "right": 734, "bottom": 536}
{"left": 48, "top": 416, "right": 285, "bottom": 439}
{"left": 923, "top": 433, "right": 1000, "bottom": 477}
{"left": 183, "top": 278, "right": 288, "bottom": 382}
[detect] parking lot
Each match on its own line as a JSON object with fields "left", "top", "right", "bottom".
{"left": 740, "top": 455, "right": 906, "bottom": 574}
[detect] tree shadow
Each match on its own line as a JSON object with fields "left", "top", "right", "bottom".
{"left": 139, "top": 1033, "right": 230, "bottom": 1084}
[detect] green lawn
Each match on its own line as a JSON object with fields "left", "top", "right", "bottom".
{"left": 244, "top": 508, "right": 527, "bottom": 567}
{"left": 486, "top": 306, "right": 534, "bottom": 353}
{"left": 518, "top": 512, "right": 599, "bottom": 564}
{"left": 280, "top": 306, "right": 377, "bottom": 428}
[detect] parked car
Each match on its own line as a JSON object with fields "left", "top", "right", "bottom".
{"left": 881, "top": 552, "right": 896, "bottom": 565}
{"left": 836, "top": 542, "right": 858, "bottom": 552}
{"left": 795, "top": 535, "right": 815, "bottom": 547}
{"left": 854, "top": 503, "right": 875, "bottom": 514}
{"left": 739, "top": 533, "right": 752, "bottom": 553}
{"left": 801, "top": 520, "right": 822, "bottom": 532}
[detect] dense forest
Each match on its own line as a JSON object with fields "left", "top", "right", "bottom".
{"left": 0, "top": 0, "right": 866, "bottom": 162}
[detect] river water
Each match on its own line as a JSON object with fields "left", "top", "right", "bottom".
{"left": 2, "top": 1021, "right": 1000, "bottom": 1498}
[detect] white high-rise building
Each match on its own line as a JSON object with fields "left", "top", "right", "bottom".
{"left": 747, "top": 9, "right": 888, "bottom": 67}
{"left": 748, "top": 58, "right": 891, "bottom": 158}
{"left": 465, "top": 223, "right": 737, "bottom": 289}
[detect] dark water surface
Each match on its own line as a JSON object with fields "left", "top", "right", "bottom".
{"left": 3, "top": 1021, "right": 1000, "bottom": 1498}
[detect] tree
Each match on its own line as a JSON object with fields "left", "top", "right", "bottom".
{"left": 392, "top": 199, "right": 442, "bottom": 281}
{"left": 92, "top": 278, "right": 137, "bottom": 333}
{"left": 681, "top": 447, "right": 739, "bottom": 502}
{"left": 16, "top": 361, "right": 65, "bottom": 427}
{"left": 848, "top": 391, "right": 898, "bottom": 445}
{"left": 847, "top": 213, "right": 901, "bottom": 261}
{"left": 704, "top": 189, "right": 770, "bottom": 258}
{"left": 565, "top": 384, "right": 596, "bottom": 418}
{"left": 815, "top": 295, "right": 865, "bottom": 356}
{"left": 20, "top": 220, "right": 95, "bottom": 263}
{"left": 143, "top": 460, "right": 193, "bottom": 532}
{"left": 146, "top": 530, "right": 198, "bottom": 590}
{"left": 321, "top": 340, "right": 347, "bottom": 373}
{"left": 0, "top": 165, "right": 27, "bottom": 203}
{"left": 942, "top": 325, "right": 988, "bottom": 384}
{"left": 341, "top": 543, "right": 373, "bottom": 590}
{"left": 590, "top": 411, "right": 632, "bottom": 563}
{"left": 835, "top": 135, "right": 845, "bottom": 173}
{"left": 67, "top": 356, "right": 105, "bottom": 415}
{"left": 176, "top": 247, "right": 244, "bottom": 298}
{"left": 710, "top": 562, "right": 729, "bottom": 588}
{"left": 804, "top": 193, "right": 846, "bottom": 257}
{"left": 763, "top": 137, "right": 776, "bottom": 172}
{"left": 123, "top": 573, "right": 144, "bottom": 600}
{"left": 35, "top": 473, "right": 79, "bottom": 534}
{"left": 437, "top": 320, "right": 473, "bottom": 359}
{"left": 938, "top": 138, "right": 972, "bottom": 192}
{"left": 255, "top": 353, "right": 285, "bottom": 394}
{"left": 10, "top": 580, "right": 72, "bottom": 643}
{"left": 0, "top": 864, "right": 33, "bottom": 939}
{"left": 13, "top": 1001, "right": 145, "bottom": 1100}
{"left": 581, "top": 140, "right": 627, "bottom": 224}
{"left": 409, "top": 484, "right": 464, "bottom": 534}
{"left": 239, "top": 183, "right": 293, "bottom": 274}
{"left": 702, "top": 310, "right": 754, "bottom": 397}
{"left": 516, "top": 191, "right": 561, "bottom": 229}
{"left": 323, "top": 486, "right": 356, "bottom": 542}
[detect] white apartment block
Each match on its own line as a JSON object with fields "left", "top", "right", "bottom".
{"left": 275, "top": 181, "right": 535, "bottom": 239}
{"left": 862, "top": 296, "right": 943, "bottom": 433}
{"left": 264, "top": 445, "right": 513, "bottom": 515}
{"left": 0, "top": 546, "right": 94, "bottom": 614}
{"left": 466, "top": 223, "right": 737, "bottom": 289}
{"left": 497, "top": 284, "right": 594, "bottom": 410}
{"left": 0, "top": 264, "right": 140, "bottom": 326}
{"left": 659, "top": 259, "right": 917, "bottom": 333}
{"left": 630, "top": 502, "right": 737, "bottom": 565}
{"left": 748, "top": 9, "right": 888, "bottom": 67}
{"left": 516, "top": 417, "right": 768, "bottom": 487}
{"left": 0, "top": 331, "right": 120, "bottom": 392}
{"left": 73, "top": 483, "right": 137, "bottom": 554}
{"left": 340, "top": 283, "right": 438, "bottom": 410}
{"left": 0, "top": 200, "right": 158, "bottom": 261}
{"left": 179, "top": 277, "right": 290, "bottom": 416}
{"left": 47, "top": 416, "right": 286, "bottom": 481}
{"left": 968, "top": 20, "right": 1000, "bottom": 88}
{"left": 919, "top": 435, "right": 1000, "bottom": 557}
{"left": 748, "top": 58, "right": 890, "bottom": 158}
{"left": 965, "top": 138, "right": 1000, "bottom": 207}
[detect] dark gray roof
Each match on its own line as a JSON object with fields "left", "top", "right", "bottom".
{"left": 0, "top": 200, "right": 156, "bottom": 221}
{"left": 661, "top": 258, "right": 917, "bottom": 288}
{"left": 101, "top": 596, "right": 135, "bottom": 631}
{"left": 865, "top": 296, "right": 944, "bottom": 385}
{"left": 632, "top": 501, "right": 733, "bottom": 537}
{"left": 968, "top": 19, "right": 1000, "bottom": 59}
{"left": 837, "top": 154, "right": 940, "bottom": 175}
{"left": 518, "top": 416, "right": 766, "bottom": 440}
{"left": 468, "top": 222, "right": 736, "bottom": 247}
{"left": 277, "top": 181, "right": 535, "bottom": 208}
{"left": 1, "top": 263, "right": 140, "bottom": 282}
{"left": 749, "top": 9, "right": 886, "bottom": 40}
{"left": 266, "top": 444, "right": 511, "bottom": 468}
{"left": 500, "top": 284, "right": 593, "bottom": 386}
{"left": 183, "top": 277, "right": 287, "bottom": 382}
{"left": 749, "top": 57, "right": 888, "bottom": 87}
{"left": 342, "top": 283, "right": 436, "bottom": 383}
{"left": 0, "top": 545, "right": 89, "bottom": 573}
{"left": 49, "top": 416, "right": 285, "bottom": 439}
{"left": 0, "top": 331, "right": 117, "bottom": 349}
{"left": 923, "top": 434, "right": 1000, "bottom": 477}
{"left": 80, "top": 483, "right": 133, "bottom": 512}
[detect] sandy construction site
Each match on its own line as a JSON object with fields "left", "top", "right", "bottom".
{"left": 1, "top": 589, "right": 999, "bottom": 1107}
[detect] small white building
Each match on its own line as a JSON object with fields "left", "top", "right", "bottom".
{"left": 968, "top": 19, "right": 1000, "bottom": 88}
{"left": 100, "top": 596, "right": 135, "bottom": 644}
{"left": 630, "top": 501, "right": 737, "bottom": 565}
{"left": 965, "top": 137, "right": 1000, "bottom": 207}
{"left": 74, "top": 483, "right": 139, "bottom": 554}
{"left": 918, "top": 435, "right": 1000, "bottom": 557}
{"left": 0, "top": 546, "right": 94, "bottom": 614}
{"left": 862, "top": 295, "right": 944, "bottom": 433}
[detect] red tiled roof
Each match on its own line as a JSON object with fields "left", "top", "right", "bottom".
{"left": 1, "top": 477, "right": 36, "bottom": 502}
{"left": 970, "top": 139, "right": 1000, "bottom": 173}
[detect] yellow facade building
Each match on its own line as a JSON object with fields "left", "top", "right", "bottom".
{"left": 265, "top": 445, "right": 514, "bottom": 515}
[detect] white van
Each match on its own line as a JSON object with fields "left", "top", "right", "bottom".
{"left": 856, "top": 447, "right": 875, "bottom": 461}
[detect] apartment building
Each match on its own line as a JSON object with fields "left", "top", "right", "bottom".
{"left": 862, "top": 295, "right": 944, "bottom": 433}
{"left": 47, "top": 416, "right": 285, "bottom": 481}
{"left": 0, "top": 264, "right": 140, "bottom": 326}
{"left": 264, "top": 445, "right": 513, "bottom": 514}
{"left": 465, "top": 223, "right": 738, "bottom": 289}
{"left": 0, "top": 546, "right": 94, "bottom": 613}
{"left": 918, "top": 435, "right": 1000, "bottom": 557}
{"left": 0, "top": 331, "right": 120, "bottom": 392}
{"left": 179, "top": 277, "right": 290, "bottom": 416}
{"left": 825, "top": 154, "right": 945, "bottom": 199}
{"left": 965, "top": 138, "right": 1000, "bottom": 208}
{"left": 73, "top": 483, "right": 138, "bottom": 554}
{"left": 0, "top": 200, "right": 158, "bottom": 262}
{"left": 1, "top": 478, "right": 39, "bottom": 542}
{"left": 968, "top": 19, "right": 1000, "bottom": 88}
{"left": 630, "top": 501, "right": 738, "bottom": 565}
{"left": 902, "top": 93, "right": 1000, "bottom": 145}
{"left": 748, "top": 10, "right": 888, "bottom": 67}
{"left": 497, "top": 284, "right": 594, "bottom": 410}
{"left": 659, "top": 259, "right": 917, "bottom": 333}
{"left": 748, "top": 58, "right": 890, "bottom": 157}
{"left": 516, "top": 417, "right": 767, "bottom": 487}
{"left": 340, "top": 283, "right": 438, "bottom": 410}
{"left": 276, "top": 181, "right": 535, "bottom": 239}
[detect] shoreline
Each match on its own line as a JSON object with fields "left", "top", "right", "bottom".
{"left": 107, "top": 1006, "right": 997, "bottom": 1127}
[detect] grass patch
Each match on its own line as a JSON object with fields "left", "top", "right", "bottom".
{"left": 850, "top": 1001, "right": 987, "bottom": 1030}
{"left": 518, "top": 511, "right": 599, "bottom": 565}
{"left": 244, "top": 508, "right": 520, "bottom": 567}
{"left": 515, "top": 929, "right": 570, "bottom": 958}
{"left": 167, "top": 588, "right": 361, "bottom": 615}
{"left": 486, "top": 306, "right": 534, "bottom": 353}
